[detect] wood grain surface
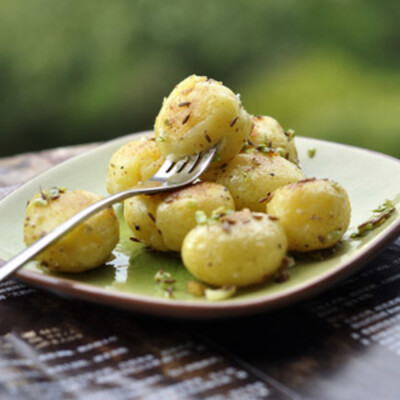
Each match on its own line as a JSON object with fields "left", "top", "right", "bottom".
{"left": 0, "top": 144, "right": 98, "bottom": 197}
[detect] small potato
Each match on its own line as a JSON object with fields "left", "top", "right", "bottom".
{"left": 154, "top": 75, "right": 251, "bottom": 165}
{"left": 267, "top": 178, "right": 351, "bottom": 252}
{"left": 106, "top": 137, "right": 164, "bottom": 195}
{"left": 215, "top": 151, "right": 306, "bottom": 212}
{"left": 156, "top": 182, "right": 234, "bottom": 251}
{"left": 182, "top": 209, "right": 288, "bottom": 287}
{"left": 249, "top": 115, "right": 298, "bottom": 164}
{"left": 123, "top": 194, "right": 168, "bottom": 252}
{"left": 124, "top": 182, "right": 235, "bottom": 252}
{"left": 24, "top": 189, "right": 119, "bottom": 272}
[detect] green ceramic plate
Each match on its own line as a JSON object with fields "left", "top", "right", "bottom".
{"left": 0, "top": 132, "right": 399, "bottom": 318}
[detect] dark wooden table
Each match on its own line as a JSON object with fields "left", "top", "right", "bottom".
{"left": 0, "top": 145, "right": 399, "bottom": 400}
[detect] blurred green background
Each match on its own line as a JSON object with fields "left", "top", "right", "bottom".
{"left": 1, "top": 0, "right": 399, "bottom": 158}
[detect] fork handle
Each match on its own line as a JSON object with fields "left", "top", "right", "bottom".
{"left": 0, "top": 185, "right": 166, "bottom": 282}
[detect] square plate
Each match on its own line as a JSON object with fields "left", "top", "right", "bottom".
{"left": 0, "top": 132, "right": 399, "bottom": 318}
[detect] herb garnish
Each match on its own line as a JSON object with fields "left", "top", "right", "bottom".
{"left": 32, "top": 187, "right": 66, "bottom": 206}
{"left": 351, "top": 199, "right": 396, "bottom": 238}
{"left": 195, "top": 208, "right": 234, "bottom": 225}
{"left": 154, "top": 270, "right": 176, "bottom": 298}
{"left": 157, "top": 130, "right": 167, "bottom": 142}
{"left": 307, "top": 148, "right": 316, "bottom": 158}
{"left": 195, "top": 210, "right": 208, "bottom": 225}
{"left": 212, "top": 151, "right": 221, "bottom": 162}
{"left": 275, "top": 147, "right": 287, "bottom": 157}
{"left": 285, "top": 129, "right": 296, "bottom": 141}
{"left": 257, "top": 145, "right": 274, "bottom": 154}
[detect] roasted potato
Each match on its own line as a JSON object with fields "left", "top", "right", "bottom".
{"left": 215, "top": 151, "right": 306, "bottom": 212}
{"left": 124, "top": 182, "right": 235, "bottom": 251}
{"left": 249, "top": 115, "right": 298, "bottom": 164}
{"left": 24, "top": 189, "right": 119, "bottom": 272}
{"left": 106, "top": 136, "right": 164, "bottom": 195}
{"left": 181, "top": 209, "right": 288, "bottom": 287}
{"left": 154, "top": 75, "right": 251, "bottom": 165}
{"left": 266, "top": 178, "right": 351, "bottom": 251}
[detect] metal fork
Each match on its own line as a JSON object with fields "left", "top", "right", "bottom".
{"left": 0, "top": 145, "right": 217, "bottom": 281}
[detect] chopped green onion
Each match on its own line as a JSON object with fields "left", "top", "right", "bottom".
{"left": 205, "top": 285, "right": 236, "bottom": 301}
{"left": 276, "top": 147, "right": 287, "bottom": 157}
{"left": 286, "top": 129, "right": 296, "bottom": 140}
{"left": 32, "top": 197, "right": 48, "bottom": 207}
{"left": 154, "top": 270, "right": 175, "bottom": 298}
{"left": 157, "top": 131, "right": 167, "bottom": 142}
{"left": 307, "top": 148, "right": 316, "bottom": 158}
{"left": 351, "top": 199, "right": 396, "bottom": 238}
{"left": 195, "top": 210, "right": 208, "bottom": 225}
{"left": 212, "top": 151, "right": 221, "bottom": 162}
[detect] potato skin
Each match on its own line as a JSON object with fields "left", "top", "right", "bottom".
{"left": 124, "top": 182, "right": 235, "bottom": 252}
{"left": 24, "top": 190, "right": 119, "bottom": 272}
{"left": 249, "top": 115, "right": 298, "bottom": 164}
{"left": 106, "top": 137, "right": 164, "bottom": 195}
{"left": 266, "top": 179, "right": 351, "bottom": 252}
{"left": 215, "top": 151, "right": 306, "bottom": 212}
{"left": 154, "top": 75, "right": 251, "bottom": 165}
{"left": 182, "top": 209, "right": 288, "bottom": 287}
{"left": 123, "top": 194, "right": 168, "bottom": 251}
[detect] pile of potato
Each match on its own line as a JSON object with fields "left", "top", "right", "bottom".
{"left": 109, "top": 75, "right": 351, "bottom": 287}
{"left": 24, "top": 74, "right": 351, "bottom": 291}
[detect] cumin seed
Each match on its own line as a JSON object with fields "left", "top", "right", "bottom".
{"left": 230, "top": 116, "right": 239, "bottom": 127}
{"left": 182, "top": 114, "right": 190, "bottom": 124}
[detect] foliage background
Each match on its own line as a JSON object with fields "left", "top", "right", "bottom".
{"left": 1, "top": 0, "right": 399, "bottom": 158}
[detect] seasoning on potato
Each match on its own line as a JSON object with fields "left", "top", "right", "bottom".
{"left": 154, "top": 74, "right": 252, "bottom": 165}
{"left": 123, "top": 193, "right": 168, "bottom": 252}
{"left": 106, "top": 136, "right": 164, "bottom": 195}
{"left": 124, "top": 182, "right": 235, "bottom": 252}
{"left": 266, "top": 178, "right": 351, "bottom": 252}
{"left": 24, "top": 188, "right": 119, "bottom": 272}
{"left": 181, "top": 209, "right": 288, "bottom": 287}
{"left": 215, "top": 151, "right": 306, "bottom": 212}
{"left": 248, "top": 115, "right": 299, "bottom": 164}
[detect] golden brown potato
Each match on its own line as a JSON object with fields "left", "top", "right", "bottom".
{"left": 215, "top": 151, "right": 306, "bottom": 212}
{"left": 124, "top": 182, "right": 235, "bottom": 252}
{"left": 24, "top": 189, "right": 119, "bottom": 272}
{"left": 154, "top": 75, "right": 251, "bottom": 165}
{"left": 266, "top": 178, "right": 351, "bottom": 252}
{"left": 181, "top": 209, "right": 288, "bottom": 287}
{"left": 106, "top": 136, "right": 164, "bottom": 195}
{"left": 249, "top": 115, "right": 298, "bottom": 164}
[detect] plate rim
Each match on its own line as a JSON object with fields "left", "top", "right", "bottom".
{"left": 1, "top": 132, "right": 399, "bottom": 318}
